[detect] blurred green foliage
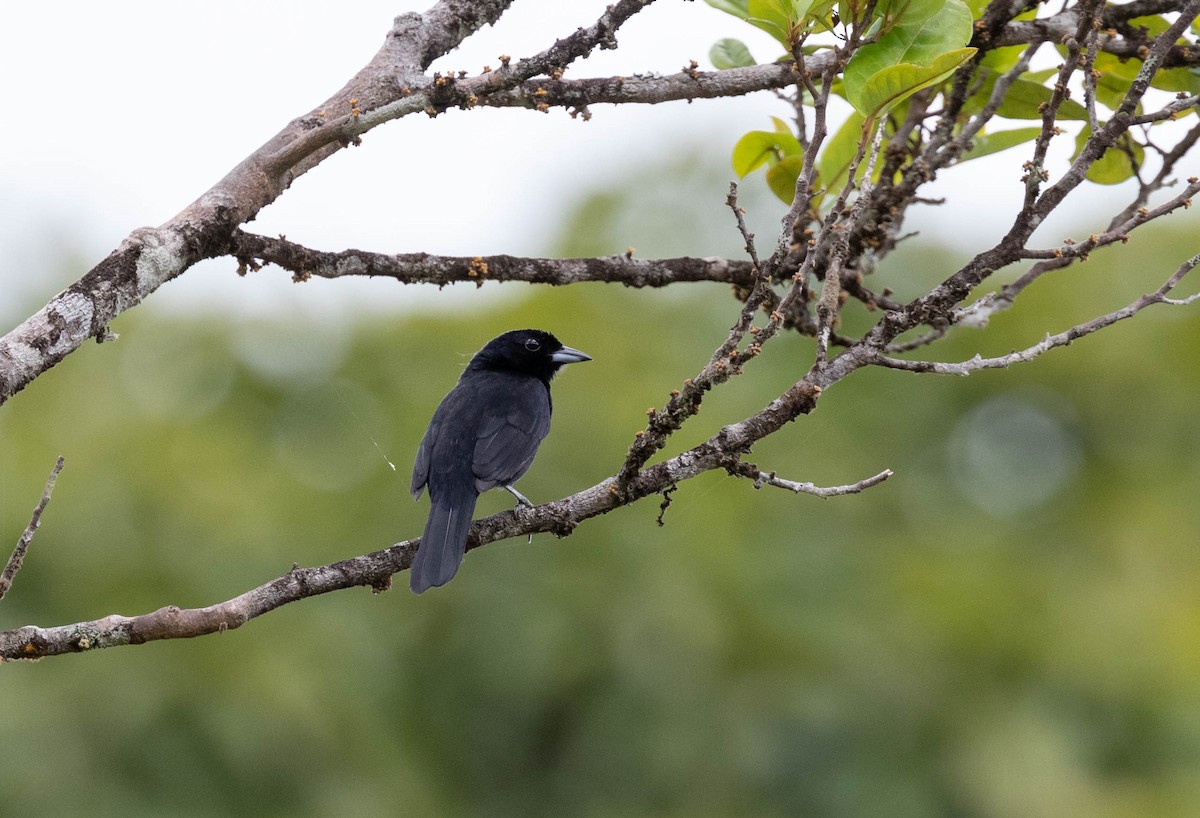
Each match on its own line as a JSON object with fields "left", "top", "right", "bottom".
{"left": 2, "top": 178, "right": 1199, "bottom": 816}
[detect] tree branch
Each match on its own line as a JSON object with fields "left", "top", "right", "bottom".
{"left": 994, "top": 4, "right": 1200, "bottom": 67}
{"left": 229, "top": 230, "right": 756, "bottom": 289}
{"left": 3, "top": 0, "right": 1198, "bottom": 665}
{"left": 3, "top": 2, "right": 1193, "bottom": 406}
{"left": 0, "top": 0, "right": 656, "bottom": 406}
{"left": 860, "top": 0, "right": 1200, "bottom": 353}
{"left": 477, "top": 61, "right": 804, "bottom": 113}
{"left": 0, "top": 373, "right": 899, "bottom": 660}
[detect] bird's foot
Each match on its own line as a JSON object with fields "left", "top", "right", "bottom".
{"left": 503, "top": 484, "right": 534, "bottom": 508}
{"left": 503, "top": 485, "right": 536, "bottom": 543}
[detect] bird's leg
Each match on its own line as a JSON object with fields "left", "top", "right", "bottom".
{"left": 503, "top": 484, "right": 535, "bottom": 543}
{"left": 503, "top": 484, "right": 534, "bottom": 508}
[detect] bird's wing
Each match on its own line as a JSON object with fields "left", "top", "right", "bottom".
{"left": 413, "top": 380, "right": 485, "bottom": 499}
{"left": 472, "top": 386, "right": 551, "bottom": 491}
{"left": 410, "top": 417, "right": 437, "bottom": 499}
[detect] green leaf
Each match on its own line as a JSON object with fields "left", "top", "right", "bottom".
{"left": 862, "top": 14, "right": 884, "bottom": 39}
{"left": 1129, "top": 15, "right": 1172, "bottom": 37}
{"left": 766, "top": 155, "right": 808, "bottom": 202}
{"left": 1074, "top": 128, "right": 1144, "bottom": 185}
{"left": 1150, "top": 66, "right": 1200, "bottom": 94}
{"left": 704, "top": 0, "right": 792, "bottom": 45}
{"left": 1092, "top": 52, "right": 1139, "bottom": 81}
{"left": 749, "top": 0, "right": 792, "bottom": 21}
{"left": 807, "top": 0, "right": 839, "bottom": 33}
{"left": 853, "top": 47, "right": 977, "bottom": 117}
{"left": 1090, "top": 51, "right": 1198, "bottom": 107}
{"left": 746, "top": 0, "right": 796, "bottom": 45}
{"left": 960, "top": 127, "right": 1042, "bottom": 162}
{"left": 710, "top": 38, "right": 756, "bottom": 69}
{"left": 837, "top": 0, "right": 866, "bottom": 26}
{"left": 770, "top": 116, "right": 794, "bottom": 134}
{"left": 731, "top": 129, "right": 802, "bottom": 176}
{"left": 843, "top": 0, "right": 975, "bottom": 116}
{"left": 816, "top": 109, "right": 868, "bottom": 195}
{"left": 790, "top": 0, "right": 817, "bottom": 18}
{"left": 703, "top": 0, "right": 750, "bottom": 17}
{"left": 979, "top": 45, "right": 1029, "bottom": 74}
{"left": 993, "top": 78, "right": 1089, "bottom": 121}
{"left": 962, "top": 69, "right": 1087, "bottom": 119}
{"left": 1093, "top": 53, "right": 1140, "bottom": 110}
{"left": 1024, "top": 68, "right": 1058, "bottom": 84}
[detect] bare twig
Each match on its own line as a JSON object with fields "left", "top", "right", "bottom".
{"left": 478, "top": 61, "right": 805, "bottom": 112}
{"left": 0, "top": 457, "right": 65, "bottom": 603}
{"left": 1021, "top": 0, "right": 1105, "bottom": 212}
{"left": 735, "top": 465, "right": 894, "bottom": 497}
{"left": 815, "top": 118, "right": 889, "bottom": 364}
{"left": 766, "top": 57, "right": 838, "bottom": 272}
{"left": 967, "top": 178, "right": 1200, "bottom": 324}
{"left": 1129, "top": 93, "right": 1200, "bottom": 126}
{"left": 872, "top": 252, "right": 1200, "bottom": 375}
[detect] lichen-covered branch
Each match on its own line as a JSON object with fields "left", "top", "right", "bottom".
{"left": 476, "top": 61, "right": 806, "bottom": 113}
{"left": 229, "top": 230, "right": 755, "bottom": 289}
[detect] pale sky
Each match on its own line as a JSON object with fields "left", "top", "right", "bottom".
{"left": 0, "top": 1, "right": 1145, "bottom": 328}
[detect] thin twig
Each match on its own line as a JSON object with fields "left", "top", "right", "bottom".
{"left": 873, "top": 252, "right": 1200, "bottom": 375}
{"left": 1129, "top": 93, "right": 1200, "bottom": 126}
{"left": 1081, "top": 16, "right": 1102, "bottom": 134}
{"left": 740, "top": 466, "right": 894, "bottom": 497}
{"left": 815, "top": 118, "right": 888, "bottom": 364}
{"left": 0, "top": 456, "right": 66, "bottom": 603}
{"left": 981, "top": 176, "right": 1200, "bottom": 314}
{"left": 616, "top": 183, "right": 773, "bottom": 487}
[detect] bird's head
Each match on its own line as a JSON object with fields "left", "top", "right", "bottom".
{"left": 471, "top": 329, "right": 591, "bottom": 381}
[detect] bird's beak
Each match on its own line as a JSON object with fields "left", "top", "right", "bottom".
{"left": 551, "top": 345, "right": 591, "bottom": 365}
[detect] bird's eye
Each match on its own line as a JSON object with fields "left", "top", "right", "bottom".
{"left": 524, "top": 338, "right": 541, "bottom": 351}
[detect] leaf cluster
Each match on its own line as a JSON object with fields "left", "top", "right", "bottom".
{"left": 710, "top": 0, "right": 1200, "bottom": 202}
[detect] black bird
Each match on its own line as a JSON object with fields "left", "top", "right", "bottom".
{"left": 409, "top": 329, "right": 591, "bottom": 593}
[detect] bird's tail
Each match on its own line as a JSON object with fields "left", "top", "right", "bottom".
{"left": 410, "top": 487, "right": 478, "bottom": 593}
